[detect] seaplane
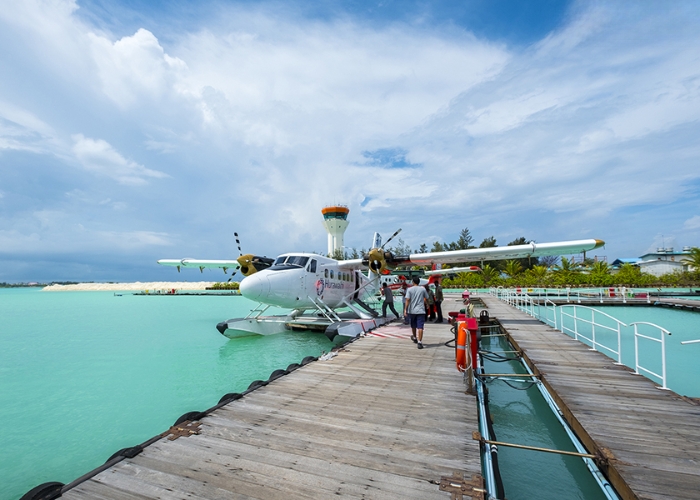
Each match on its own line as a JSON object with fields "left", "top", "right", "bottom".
{"left": 158, "top": 231, "right": 604, "bottom": 340}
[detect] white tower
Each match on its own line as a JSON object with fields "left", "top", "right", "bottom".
{"left": 321, "top": 206, "right": 350, "bottom": 257}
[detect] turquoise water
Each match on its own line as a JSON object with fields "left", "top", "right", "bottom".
{"left": 0, "top": 288, "right": 340, "bottom": 500}
{"left": 536, "top": 303, "right": 700, "bottom": 397}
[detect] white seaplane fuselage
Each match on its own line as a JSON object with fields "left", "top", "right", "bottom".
{"left": 239, "top": 253, "right": 370, "bottom": 310}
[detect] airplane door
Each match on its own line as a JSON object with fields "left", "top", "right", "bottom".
{"left": 305, "top": 259, "right": 320, "bottom": 300}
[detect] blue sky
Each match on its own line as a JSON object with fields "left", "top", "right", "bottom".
{"left": 1, "top": 0, "right": 699, "bottom": 283}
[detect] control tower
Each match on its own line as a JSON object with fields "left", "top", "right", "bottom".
{"left": 321, "top": 206, "right": 350, "bottom": 257}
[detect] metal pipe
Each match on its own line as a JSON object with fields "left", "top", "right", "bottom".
{"left": 476, "top": 437, "right": 597, "bottom": 459}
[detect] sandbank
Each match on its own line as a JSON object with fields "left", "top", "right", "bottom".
{"left": 42, "top": 282, "right": 217, "bottom": 292}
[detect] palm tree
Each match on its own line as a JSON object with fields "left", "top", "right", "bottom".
{"left": 552, "top": 257, "right": 580, "bottom": 285}
{"left": 481, "top": 264, "right": 500, "bottom": 285}
{"left": 503, "top": 260, "right": 523, "bottom": 279}
{"left": 682, "top": 247, "right": 700, "bottom": 273}
{"left": 528, "top": 265, "right": 549, "bottom": 285}
{"left": 588, "top": 260, "right": 612, "bottom": 286}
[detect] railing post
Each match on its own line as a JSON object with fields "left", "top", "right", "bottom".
{"left": 617, "top": 322, "right": 622, "bottom": 364}
{"left": 660, "top": 330, "right": 668, "bottom": 390}
{"left": 634, "top": 325, "right": 640, "bottom": 375}
{"left": 591, "top": 309, "right": 597, "bottom": 350}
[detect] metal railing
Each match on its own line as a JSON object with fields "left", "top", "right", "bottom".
{"left": 559, "top": 305, "right": 624, "bottom": 364}
{"left": 490, "top": 286, "right": 652, "bottom": 304}
{"left": 632, "top": 322, "right": 671, "bottom": 390}
{"left": 490, "top": 288, "right": 673, "bottom": 390}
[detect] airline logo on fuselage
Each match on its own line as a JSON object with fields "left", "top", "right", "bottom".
{"left": 316, "top": 279, "right": 346, "bottom": 294}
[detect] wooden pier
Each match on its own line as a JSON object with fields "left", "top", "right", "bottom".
{"left": 60, "top": 297, "right": 482, "bottom": 500}
{"left": 479, "top": 295, "right": 700, "bottom": 500}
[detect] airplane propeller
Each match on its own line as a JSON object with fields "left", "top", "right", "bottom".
{"left": 234, "top": 232, "right": 274, "bottom": 276}
{"left": 366, "top": 228, "right": 403, "bottom": 275}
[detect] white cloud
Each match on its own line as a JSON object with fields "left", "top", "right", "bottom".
{"left": 71, "top": 134, "right": 168, "bottom": 185}
{"left": 89, "top": 28, "right": 188, "bottom": 108}
{"left": 684, "top": 216, "right": 700, "bottom": 231}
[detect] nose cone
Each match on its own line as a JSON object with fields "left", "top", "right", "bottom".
{"left": 240, "top": 274, "right": 270, "bottom": 302}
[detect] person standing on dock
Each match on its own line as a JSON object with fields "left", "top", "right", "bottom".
{"left": 434, "top": 279, "right": 444, "bottom": 323}
{"left": 380, "top": 282, "right": 400, "bottom": 319}
{"left": 405, "top": 276, "right": 429, "bottom": 349}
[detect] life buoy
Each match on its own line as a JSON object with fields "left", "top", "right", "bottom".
{"left": 456, "top": 321, "right": 468, "bottom": 372}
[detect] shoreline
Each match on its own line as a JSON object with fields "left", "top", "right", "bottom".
{"left": 42, "top": 282, "right": 218, "bottom": 292}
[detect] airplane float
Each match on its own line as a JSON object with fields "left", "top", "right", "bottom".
{"left": 158, "top": 231, "right": 604, "bottom": 340}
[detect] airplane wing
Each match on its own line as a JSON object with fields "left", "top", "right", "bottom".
{"left": 408, "top": 239, "right": 604, "bottom": 266}
{"left": 337, "top": 258, "right": 366, "bottom": 270}
{"left": 424, "top": 266, "right": 481, "bottom": 276}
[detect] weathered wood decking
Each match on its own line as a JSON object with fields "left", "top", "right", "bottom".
{"left": 480, "top": 295, "right": 700, "bottom": 500}
{"left": 61, "top": 298, "right": 481, "bottom": 499}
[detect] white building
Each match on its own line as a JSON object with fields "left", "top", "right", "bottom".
{"left": 637, "top": 247, "right": 692, "bottom": 277}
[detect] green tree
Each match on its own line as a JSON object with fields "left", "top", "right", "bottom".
{"left": 682, "top": 247, "right": 700, "bottom": 276}
{"left": 588, "top": 260, "right": 613, "bottom": 286}
{"left": 615, "top": 263, "right": 652, "bottom": 286}
{"left": 431, "top": 241, "right": 445, "bottom": 252}
{"left": 479, "top": 236, "right": 497, "bottom": 248}
{"left": 527, "top": 265, "right": 549, "bottom": 285}
{"left": 456, "top": 228, "right": 474, "bottom": 249}
{"left": 552, "top": 257, "right": 581, "bottom": 285}
{"left": 481, "top": 264, "right": 501, "bottom": 285}
{"left": 503, "top": 260, "right": 523, "bottom": 279}
{"left": 418, "top": 243, "right": 428, "bottom": 253}
{"left": 388, "top": 238, "right": 411, "bottom": 256}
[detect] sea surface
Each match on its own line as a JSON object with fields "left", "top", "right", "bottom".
{"left": 0, "top": 288, "right": 340, "bottom": 500}
{"left": 3, "top": 288, "right": 698, "bottom": 500}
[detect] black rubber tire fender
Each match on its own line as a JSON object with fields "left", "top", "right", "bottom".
{"left": 218, "top": 392, "right": 242, "bottom": 404}
{"left": 20, "top": 482, "right": 64, "bottom": 500}
{"left": 300, "top": 356, "right": 318, "bottom": 365}
{"left": 173, "top": 411, "right": 206, "bottom": 426}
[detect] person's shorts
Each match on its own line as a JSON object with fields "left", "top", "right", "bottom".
{"left": 409, "top": 313, "right": 425, "bottom": 330}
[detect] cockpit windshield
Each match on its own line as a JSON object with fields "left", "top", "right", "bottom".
{"left": 270, "top": 255, "right": 310, "bottom": 270}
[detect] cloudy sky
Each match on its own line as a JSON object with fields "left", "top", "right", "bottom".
{"left": 1, "top": 0, "right": 699, "bottom": 283}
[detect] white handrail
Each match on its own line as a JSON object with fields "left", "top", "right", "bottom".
{"left": 494, "top": 290, "right": 673, "bottom": 390}
{"left": 632, "top": 322, "right": 672, "bottom": 389}
{"left": 681, "top": 339, "right": 700, "bottom": 345}
{"left": 558, "top": 305, "right": 625, "bottom": 363}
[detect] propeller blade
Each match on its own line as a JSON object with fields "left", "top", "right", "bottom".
{"left": 381, "top": 228, "right": 402, "bottom": 249}
{"left": 234, "top": 232, "right": 242, "bottom": 256}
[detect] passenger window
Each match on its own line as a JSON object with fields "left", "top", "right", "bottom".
{"left": 325, "top": 269, "right": 328, "bottom": 278}
{"left": 330, "top": 270, "right": 334, "bottom": 279}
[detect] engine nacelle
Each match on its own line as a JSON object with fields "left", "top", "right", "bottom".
{"left": 237, "top": 254, "right": 274, "bottom": 276}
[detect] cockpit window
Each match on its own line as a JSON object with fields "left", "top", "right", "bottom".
{"left": 286, "top": 256, "right": 309, "bottom": 267}
{"left": 307, "top": 259, "right": 317, "bottom": 273}
{"left": 270, "top": 255, "right": 310, "bottom": 271}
